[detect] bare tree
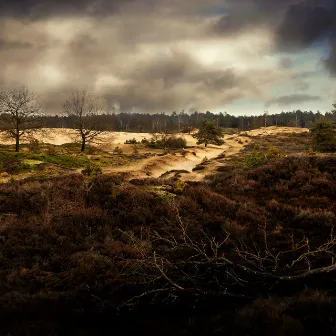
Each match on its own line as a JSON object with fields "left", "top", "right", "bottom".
{"left": 62, "top": 90, "right": 105, "bottom": 152}
{"left": 0, "top": 86, "right": 43, "bottom": 152}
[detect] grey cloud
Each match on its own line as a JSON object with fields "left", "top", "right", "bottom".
{"left": 0, "top": 0, "right": 133, "bottom": 19}
{"left": 279, "top": 57, "right": 293, "bottom": 69}
{"left": 0, "top": 39, "right": 33, "bottom": 50}
{"left": 212, "top": 0, "right": 298, "bottom": 36}
{"left": 212, "top": 0, "right": 336, "bottom": 75}
{"left": 0, "top": 0, "right": 330, "bottom": 114}
{"left": 64, "top": 50, "right": 256, "bottom": 112}
{"left": 265, "top": 94, "right": 321, "bottom": 108}
{"left": 295, "top": 70, "right": 320, "bottom": 79}
{"left": 324, "top": 40, "right": 336, "bottom": 75}
{"left": 0, "top": 0, "right": 218, "bottom": 19}
{"left": 295, "top": 81, "right": 310, "bottom": 91}
{"left": 275, "top": 3, "right": 334, "bottom": 51}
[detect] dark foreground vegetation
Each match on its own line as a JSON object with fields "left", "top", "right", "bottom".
{"left": 0, "top": 152, "right": 336, "bottom": 335}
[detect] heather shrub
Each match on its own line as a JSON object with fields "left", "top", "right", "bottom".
{"left": 0, "top": 154, "right": 30, "bottom": 174}
{"left": 0, "top": 153, "right": 335, "bottom": 335}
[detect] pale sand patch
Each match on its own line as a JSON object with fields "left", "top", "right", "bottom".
{"left": 0, "top": 126, "right": 309, "bottom": 182}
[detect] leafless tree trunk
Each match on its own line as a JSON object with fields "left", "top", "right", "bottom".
{"left": 0, "top": 86, "right": 43, "bottom": 152}
{"left": 62, "top": 90, "right": 105, "bottom": 152}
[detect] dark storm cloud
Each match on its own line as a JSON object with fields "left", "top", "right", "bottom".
{"left": 265, "top": 94, "right": 321, "bottom": 108}
{"left": 65, "top": 51, "right": 256, "bottom": 112}
{"left": 324, "top": 40, "right": 336, "bottom": 75}
{"left": 213, "top": 0, "right": 298, "bottom": 35}
{"left": 0, "top": 0, "right": 333, "bottom": 114}
{"left": 275, "top": 3, "right": 334, "bottom": 51}
{"left": 0, "top": 0, "right": 136, "bottom": 19}
{"left": 213, "top": 0, "right": 334, "bottom": 42}
{"left": 213, "top": 0, "right": 336, "bottom": 74}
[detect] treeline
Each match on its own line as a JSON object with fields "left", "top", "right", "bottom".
{"left": 41, "top": 110, "right": 336, "bottom": 132}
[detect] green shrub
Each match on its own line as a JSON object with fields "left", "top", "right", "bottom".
{"left": 27, "top": 139, "right": 41, "bottom": 154}
{"left": 243, "top": 148, "right": 265, "bottom": 169}
{"left": 46, "top": 146, "right": 57, "bottom": 155}
{"left": 181, "top": 126, "right": 192, "bottom": 133}
{"left": 0, "top": 153, "right": 30, "bottom": 174}
{"left": 311, "top": 119, "right": 336, "bottom": 152}
{"left": 81, "top": 161, "right": 102, "bottom": 176}
{"left": 165, "top": 136, "right": 187, "bottom": 149}
{"left": 132, "top": 144, "right": 139, "bottom": 155}
{"left": 125, "top": 138, "right": 139, "bottom": 144}
{"left": 86, "top": 145, "right": 97, "bottom": 155}
{"left": 202, "top": 156, "right": 209, "bottom": 164}
{"left": 113, "top": 146, "right": 123, "bottom": 155}
{"left": 266, "top": 146, "right": 281, "bottom": 160}
{"left": 174, "top": 179, "right": 186, "bottom": 194}
{"left": 192, "top": 164, "right": 206, "bottom": 171}
{"left": 144, "top": 135, "right": 187, "bottom": 149}
{"left": 34, "top": 153, "right": 88, "bottom": 168}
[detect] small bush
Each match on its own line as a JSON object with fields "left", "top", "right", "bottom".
{"left": 266, "top": 146, "right": 281, "bottom": 160}
{"left": 46, "top": 146, "right": 57, "bottom": 155}
{"left": 86, "top": 145, "right": 98, "bottom": 155}
{"left": 144, "top": 135, "right": 187, "bottom": 149}
{"left": 174, "top": 179, "right": 186, "bottom": 194}
{"left": 113, "top": 146, "right": 123, "bottom": 155}
{"left": 132, "top": 144, "right": 139, "bottom": 155}
{"left": 27, "top": 139, "right": 41, "bottom": 154}
{"left": 202, "top": 156, "right": 209, "bottom": 164}
{"left": 0, "top": 154, "right": 30, "bottom": 174}
{"left": 181, "top": 126, "right": 192, "bottom": 133}
{"left": 243, "top": 149, "right": 265, "bottom": 169}
{"left": 311, "top": 119, "right": 336, "bottom": 152}
{"left": 125, "top": 138, "right": 139, "bottom": 145}
{"left": 81, "top": 161, "right": 102, "bottom": 176}
{"left": 192, "top": 164, "right": 206, "bottom": 171}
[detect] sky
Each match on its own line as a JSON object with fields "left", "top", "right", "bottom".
{"left": 0, "top": 0, "right": 336, "bottom": 115}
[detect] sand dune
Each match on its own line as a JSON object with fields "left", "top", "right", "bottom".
{"left": 0, "top": 126, "right": 309, "bottom": 181}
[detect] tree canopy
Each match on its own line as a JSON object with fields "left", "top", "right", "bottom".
{"left": 193, "top": 120, "right": 225, "bottom": 147}
{"left": 311, "top": 118, "right": 336, "bottom": 153}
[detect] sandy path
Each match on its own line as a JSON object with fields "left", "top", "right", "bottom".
{"left": 104, "top": 145, "right": 226, "bottom": 180}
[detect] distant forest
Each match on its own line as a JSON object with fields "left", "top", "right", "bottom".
{"left": 42, "top": 110, "right": 336, "bottom": 133}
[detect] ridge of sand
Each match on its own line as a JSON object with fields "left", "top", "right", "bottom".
{"left": 0, "top": 126, "right": 309, "bottom": 182}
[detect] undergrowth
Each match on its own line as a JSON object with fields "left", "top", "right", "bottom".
{"left": 0, "top": 155, "right": 335, "bottom": 334}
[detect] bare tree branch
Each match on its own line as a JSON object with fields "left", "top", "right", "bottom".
{"left": 0, "top": 85, "right": 43, "bottom": 152}
{"left": 62, "top": 89, "right": 107, "bottom": 152}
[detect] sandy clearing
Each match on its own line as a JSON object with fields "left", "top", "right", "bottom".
{"left": 0, "top": 126, "right": 309, "bottom": 182}
{"left": 104, "top": 144, "right": 227, "bottom": 180}
{"left": 0, "top": 129, "right": 198, "bottom": 147}
{"left": 241, "top": 126, "right": 309, "bottom": 137}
